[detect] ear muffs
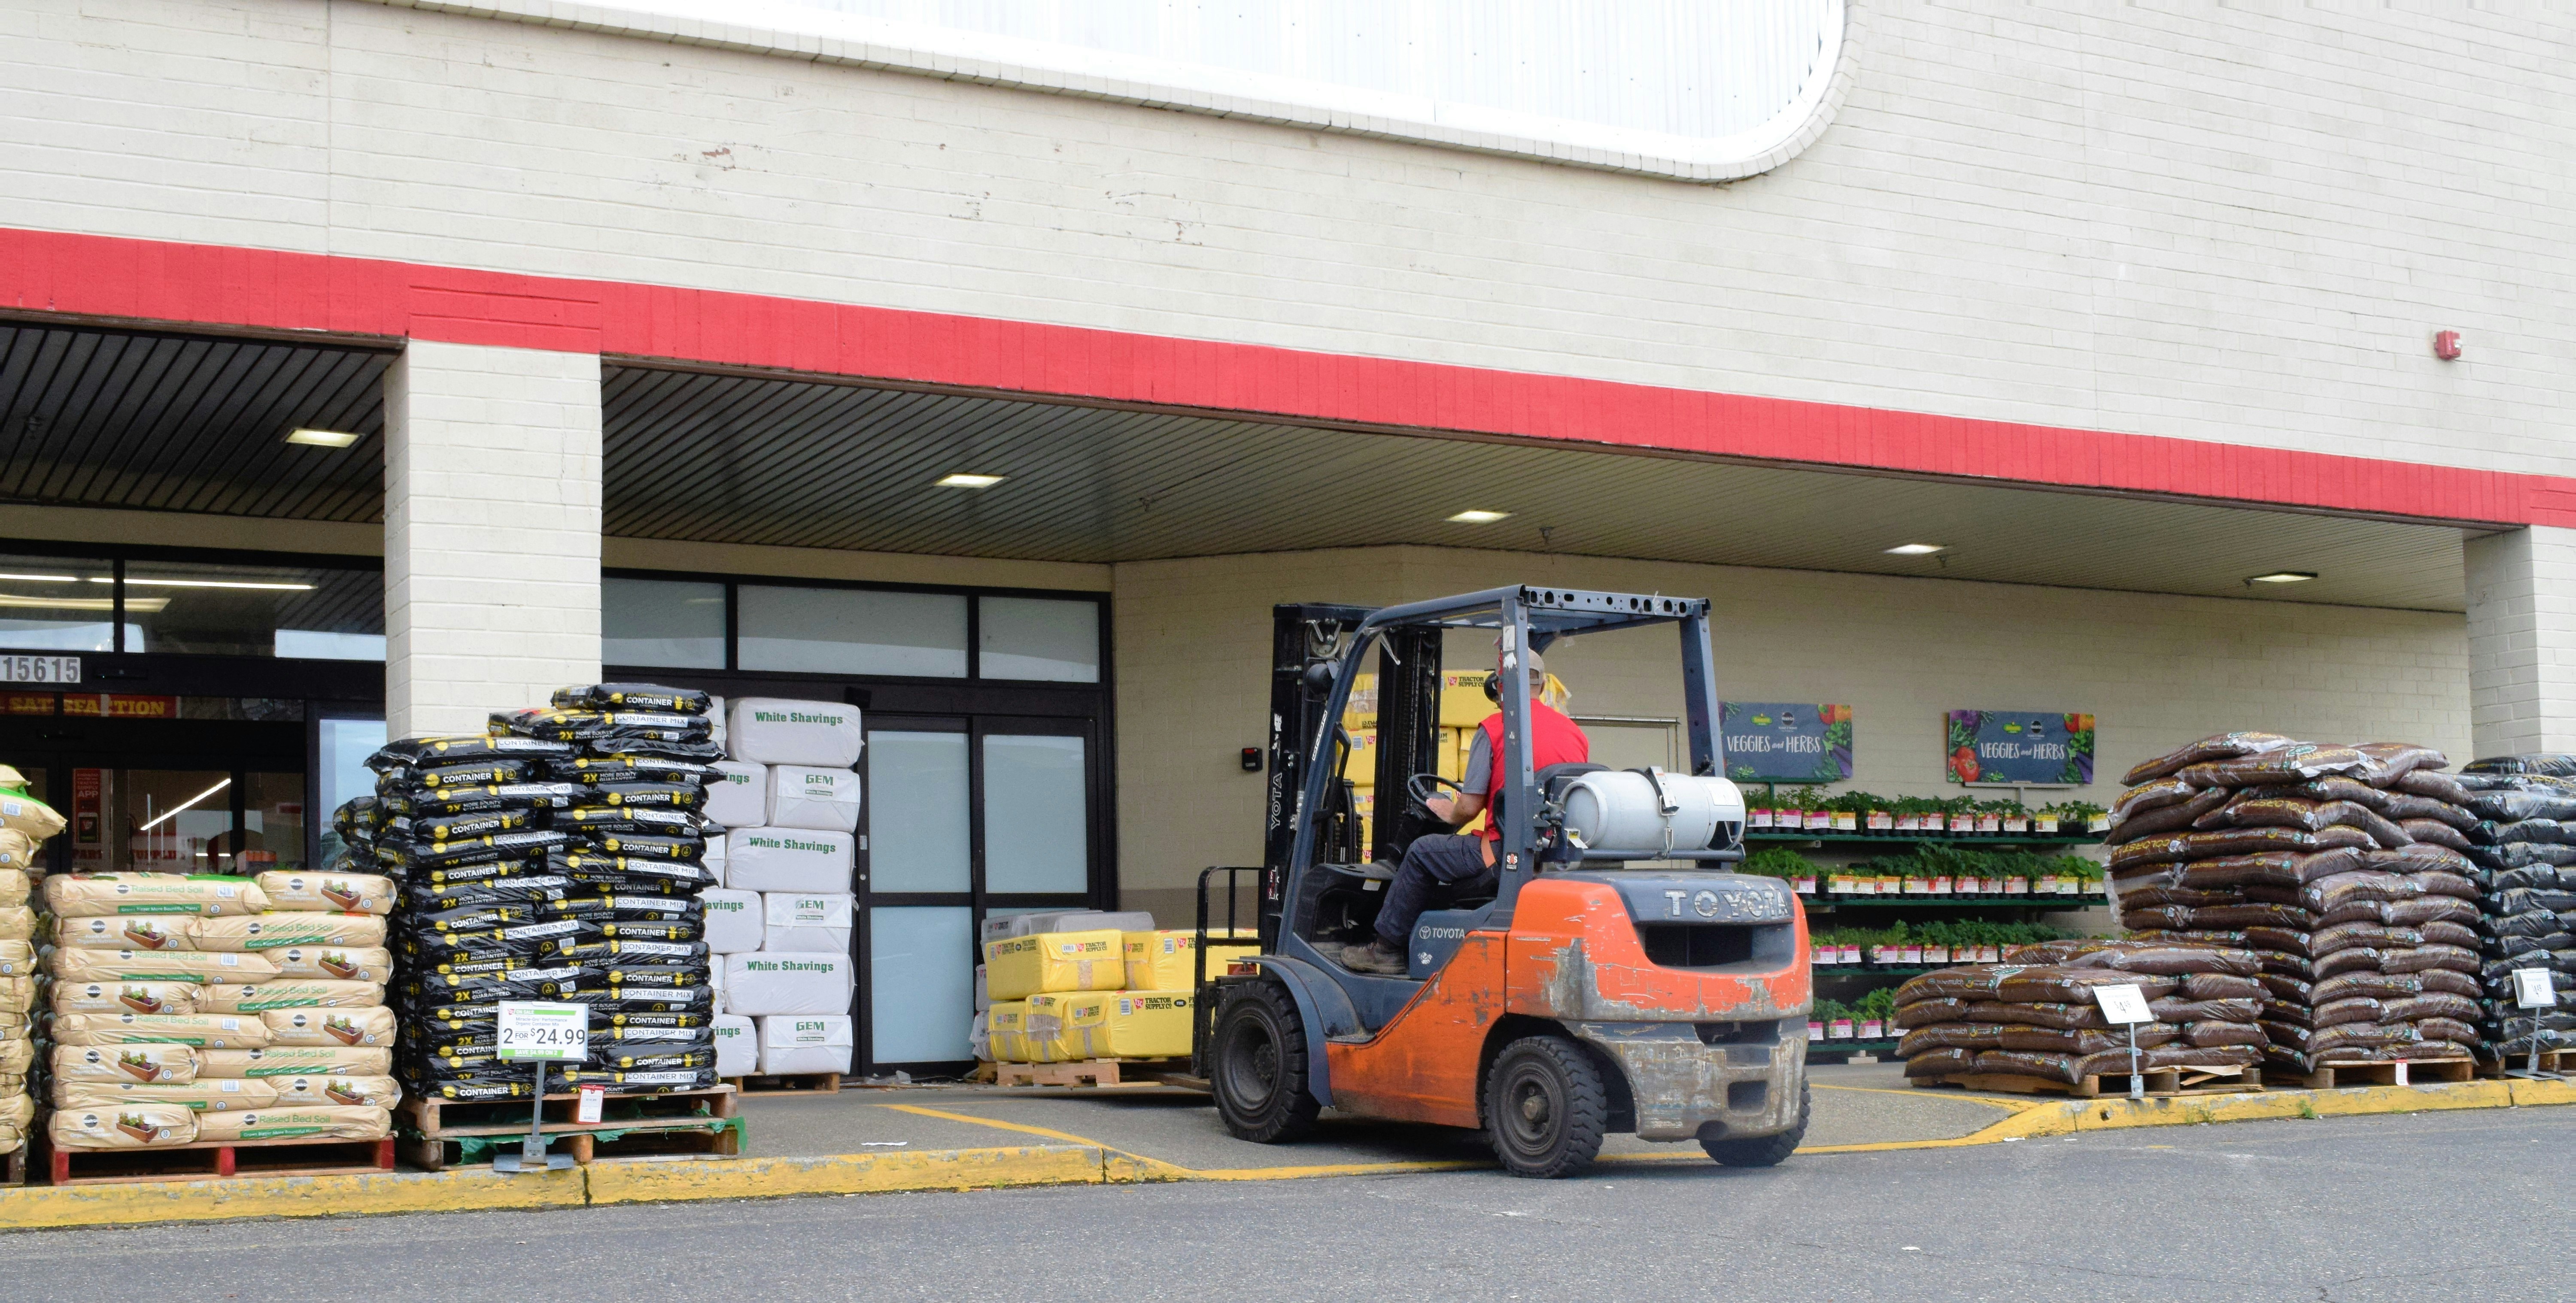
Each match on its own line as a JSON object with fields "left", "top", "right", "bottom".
{"left": 1483, "top": 673, "right": 1501, "bottom": 704}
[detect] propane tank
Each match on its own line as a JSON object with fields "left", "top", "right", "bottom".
{"left": 1558, "top": 769, "right": 1746, "bottom": 856}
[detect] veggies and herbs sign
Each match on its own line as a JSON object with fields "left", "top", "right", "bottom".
{"left": 1721, "top": 703, "right": 1853, "bottom": 782}
{"left": 1945, "top": 710, "right": 2094, "bottom": 786}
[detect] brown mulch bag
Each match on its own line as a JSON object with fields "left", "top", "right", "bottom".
{"left": 2314, "top": 825, "right": 2380, "bottom": 852}
{"left": 1893, "top": 968, "right": 2010, "bottom": 1005}
{"left": 1892, "top": 997, "right": 1971, "bottom": 1029}
{"left": 2261, "top": 999, "right": 2316, "bottom": 1028}
{"left": 2185, "top": 1020, "right": 2269, "bottom": 1048}
{"left": 2399, "top": 820, "right": 2473, "bottom": 852}
{"left": 2277, "top": 776, "right": 2394, "bottom": 810}
{"left": 2364, "top": 844, "right": 2477, "bottom": 875}
{"left": 2313, "top": 997, "right": 2390, "bottom": 1028}
{"left": 2124, "top": 733, "right": 2298, "bottom": 785}
{"left": 2382, "top": 794, "right": 2477, "bottom": 830}
{"left": 2258, "top": 951, "right": 2318, "bottom": 980}
{"left": 2187, "top": 827, "right": 2332, "bottom": 858}
{"left": 2120, "top": 905, "right": 2194, "bottom": 931}
{"left": 2110, "top": 778, "right": 2198, "bottom": 823}
{"left": 1996, "top": 1024, "right": 2181, "bottom": 1055}
{"left": 1901, "top": 1046, "right": 1977, "bottom": 1079}
{"left": 2299, "top": 870, "right": 2424, "bottom": 909}
{"left": 1970, "top": 1049, "right": 2133, "bottom": 1084}
{"left": 2312, "top": 922, "right": 2423, "bottom": 956}
{"left": 2104, "top": 788, "right": 2235, "bottom": 845}
{"left": 2381, "top": 993, "right": 2480, "bottom": 1024}
{"left": 2179, "top": 972, "right": 2265, "bottom": 1001}
{"left": 2312, "top": 973, "right": 2422, "bottom": 1003}
{"left": 2313, "top": 948, "right": 2386, "bottom": 978}
{"left": 2188, "top": 903, "right": 2318, "bottom": 930}
{"left": 2244, "top": 926, "right": 2318, "bottom": 956}
{"left": 2073, "top": 946, "right": 2264, "bottom": 977}
{"left": 1996, "top": 939, "right": 2119, "bottom": 965}
{"left": 2180, "top": 848, "right": 2363, "bottom": 888}
{"left": 2415, "top": 970, "right": 2480, "bottom": 998}
{"left": 2354, "top": 742, "right": 2447, "bottom": 786}
{"left": 2204, "top": 798, "right": 2410, "bottom": 848}
{"left": 2174, "top": 745, "right": 2369, "bottom": 787}
{"left": 2108, "top": 835, "right": 2197, "bottom": 873}
{"left": 2417, "top": 920, "right": 2479, "bottom": 949}
{"left": 2255, "top": 973, "right": 2312, "bottom": 1001}
{"left": 2414, "top": 1016, "right": 2480, "bottom": 1045}
{"left": 1896, "top": 1023, "right": 2008, "bottom": 1057}
{"left": 2391, "top": 769, "right": 2474, "bottom": 805}
{"left": 2149, "top": 997, "right": 2259, "bottom": 1024}
{"left": 2379, "top": 944, "right": 2478, "bottom": 975}
{"left": 2310, "top": 1022, "right": 2424, "bottom": 1054}
{"left": 1992, "top": 970, "right": 2180, "bottom": 1005}
{"left": 2117, "top": 885, "right": 2240, "bottom": 909}
{"left": 2145, "top": 1044, "right": 2264, "bottom": 1070}
{"left": 1963, "top": 1001, "right": 2108, "bottom": 1030}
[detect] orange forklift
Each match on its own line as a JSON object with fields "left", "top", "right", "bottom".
{"left": 1194, "top": 586, "right": 1812, "bottom": 1177}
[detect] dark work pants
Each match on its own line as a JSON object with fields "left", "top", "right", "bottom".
{"left": 1375, "top": 833, "right": 1499, "bottom": 950}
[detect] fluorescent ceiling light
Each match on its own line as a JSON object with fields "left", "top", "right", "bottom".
{"left": 0, "top": 594, "right": 167, "bottom": 612}
{"left": 108, "top": 577, "right": 314, "bottom": 591}
{"left": 286, "top": 429, "right": 361, "bottom": 448}
{"left": 1446, "top": 509, "right": 1512, "bottom": 524}
{"left": 136, "top": 777, "right": 231, "bottom": 833}
{"left": 0, "top": 573, "right": 78, "bottom": 584}
{"left": 2247, "top": 571, "right": 2319, "bottom": 584}
{"left": 1883, "top": 543, "right": 1946, "bottom": 556}
{"left": 935, "top": 473, "right": 1005, "bottom": 489}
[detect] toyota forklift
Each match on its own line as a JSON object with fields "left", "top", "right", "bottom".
{"left": 1193, "top": 586, "right": 1811, "bottom": 1178}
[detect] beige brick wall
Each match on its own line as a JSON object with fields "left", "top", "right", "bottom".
{"left": 0, "top": 0, "right": 2566, "bottom": 475}
{"left": 1112, "top": 546, "right": 2470, "bottom": 917}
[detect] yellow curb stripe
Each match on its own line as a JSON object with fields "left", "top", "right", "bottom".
{"left": 586, "top": 1145, "right": 1105, "bottom": 1205}
{"left": 879, "top": 1103, "right": 1194, "bottom": 1181}
{"left": 1181, "top": 1160, "right": 1490, "bottom": 1180}
{"left": 1812, "top": 1083, "right": 2033, "bottom": 1112}
{"left": 0, "top": 1165, "right": 586, "bottom": 1230}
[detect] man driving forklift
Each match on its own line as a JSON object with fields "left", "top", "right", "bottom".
{"left": 1340, "top": 647, "right": 1589, "bottom": 975}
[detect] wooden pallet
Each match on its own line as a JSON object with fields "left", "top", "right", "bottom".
{"left": 723, "top": 1072, "right": 841, "bottom": 1097}
{"left": 992, "top": 1058, "right": 1192, "bottom": 1089}
{"left": 2292, "top": 1057, "right": 2476, "bottom": 1089}
{"left": 402, "top": 1116, "right": 744, "bottom": 1171}
{"left": 2479, "top": 1047, "right": 2576, "bottom": 1078}
{"left": 0, "top": 1142, "right": 23, "bottom": 1188}
{"left": 47, "top": 1135, "right": 395, "bottom": 1185}
{"left": 1913, "top": 1063, "right": 2260, "bottom": 1100}
{"left": 397, "top": 1085, "right": 737, "bottom": 1172}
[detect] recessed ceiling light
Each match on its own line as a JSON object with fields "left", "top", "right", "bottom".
{"left": 2247, "top": 571, "right": 2319, "bottom": 584}
{"left": 936, "top": 473, "right": 1005, "bottom": 489}
{"left": 286, "top": 429, "right": 360, "bottom": 448}
{"left": 1884, "top": 543, "right": 1946, "bottom": 556}
{"left": 1446, "top": 509, "right": 1512, "bottom": 524}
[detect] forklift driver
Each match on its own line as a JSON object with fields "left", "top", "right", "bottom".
{"left": 1341, "top": 649, "right": 1590, "bottom": 975}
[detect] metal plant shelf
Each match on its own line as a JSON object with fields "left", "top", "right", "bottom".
{"left": 1744, "top": 832, "right": 2103, "bottom": 845}
{"left": 1805, "top": 895, "right": 2106, "bottom": 908}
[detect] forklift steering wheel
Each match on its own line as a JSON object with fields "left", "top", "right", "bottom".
{"left": 1405, "top": 773, "right": 1465, "bottom": 816}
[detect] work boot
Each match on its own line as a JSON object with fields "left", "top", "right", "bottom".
{"left": 1341, "top": 940, "right": 1407, "bottom": 975}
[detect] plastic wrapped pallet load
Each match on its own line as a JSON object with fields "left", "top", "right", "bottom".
{"left": 712, "top": 1013, "right": 758, "bottom": 1076}
{"left": 766, "top": 765, "right": 859, "bottom": 832}
{"left": 725, "top": 828, "right": 853, "bottom": 892}
{"left": 1060, "top": 990, "right": 1193, "bottom": 1060}
{"left": 727, "top": 698, "right": 863, "bottom": 768}
{"left": 1125, "top": 929, "right": 1256, "bottom": 991}
{"left": 701, "top": 888, "right": 765, "bottom": 953}
{"left": 762, "top": 892, "right": 852, "bottom": 952}
{"left": 985, "top": 930, "right": 1127, "bottom": 1001}
{"left": 756, "top": 1014, "right": 853, "bottom": 1075}
{"left": 723, "top": 951, "right": 853, "bottom": 1015}
{"left": 2451, "top": 754, "right": 2576, "bottom": 1062}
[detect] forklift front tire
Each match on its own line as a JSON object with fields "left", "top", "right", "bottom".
{"left": 1211, "top": 980, "right": 1322, "bottom": 1143}
{"left": 1698, "top": 1083, "right": 1809, "bottom": 1168}
{"left": 1484, "top": 1035, "right": 1608, "bottom": 1179}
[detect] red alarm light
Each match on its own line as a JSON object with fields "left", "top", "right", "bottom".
{"left": 2434, "top": 330, "right": 2462, "bottom": 361}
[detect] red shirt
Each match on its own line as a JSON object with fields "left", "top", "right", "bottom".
{"left": 1475, "top": 702, "right": 1590, "bottom": 843}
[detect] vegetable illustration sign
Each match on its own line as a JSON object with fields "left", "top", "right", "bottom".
{"left": 1945, "top": 710, "right": 2094, "bottom": 785}
{"left": 1721, "top": 703, "right": 1853, "bottom": 782}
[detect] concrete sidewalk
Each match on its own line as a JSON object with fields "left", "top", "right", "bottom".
{"left": 731, "top": 1061, "right": 2013, "bottom": 1175}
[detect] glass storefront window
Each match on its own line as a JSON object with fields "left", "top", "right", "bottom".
{"left": 70, "top": 767, "right": 234, "bottom": 873}
{"left": 0, "top": 554, "right": 121, "bottom": 652}
{"left": 978, "top": 597, "right": 1100, "bottom": 682}
{"left": 317, "top": 717, "right": 386, "bottom": 866}
{"left": 738, "top": 585, "right": 966, "bottom": 677}
{"left": 125, "top": 560, "right": 381, "bottom": 659}
{"left": 866, "top": 730, "right": 971, "bottom": 893}
{"left": 237, "top": 771, "right": 306, "bottom": 874}
{"left": 869, "top": 906, "right": 972, "bottom": 1063}
{"left": 604, "top": 577, "right": 726, "bottom": 668}
{"left": 981, "top": 733, "right": 1088, "bottom": 894}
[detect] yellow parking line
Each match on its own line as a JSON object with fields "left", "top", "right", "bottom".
{"left": 881, "top": 1103, "right": 1483, "bottom": 1182}
{"left": 1812, "top": 1082, "right": 2034, "bottom": 1111}
{"left": 880, "top": 1103, "right": 1195, "bottom": 1179}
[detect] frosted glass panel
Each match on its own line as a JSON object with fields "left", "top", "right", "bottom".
{"left": 604, "top": 578, "right": 726, "bottom": 669}
{"left": 982, "top": 734, "right": 1088, "bottom": 894}
{"left": 317, "top": 716, "right": 386, "bottom": 865}
{"left": 868, "top": 731, "right": 970, "bottom": 893}
{"left": 979, "top": 597, "right": 1100, "bottom": 683}
{"left": 739, "top": 585, "right": 966, "bottom": 677}
{"left": 870, "top": 906, "right": 974, "bottom": 1064}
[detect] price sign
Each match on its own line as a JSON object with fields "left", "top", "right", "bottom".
{"left": 2513, "top": 968, "right": 2557, "bottom": 1010}
{"left": 495, "top": 1001, "right": 590, "bottom": 1062}
{"left": 2092, "top": 984, "right": 2154, "bottom": 1026}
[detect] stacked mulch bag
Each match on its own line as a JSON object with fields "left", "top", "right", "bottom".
{"left": 2451, "top": 753, "right": 2576, "bottom": 1063}
{"left": 2101, "top": 734, "right": 2484, "bottom": 1077}
{"left": 1893, "top": 939, "right": 2268, "bottom": 1084}
{"left": 384, "top": 684, "right": 723, "bottom": 1103}
{"left": 0, "top": 773, "right": 52, "bottom": 1154}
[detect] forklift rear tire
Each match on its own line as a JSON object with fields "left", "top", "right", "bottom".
{"left": 1699, "top": 1083, "right": 1809, "bottom": 1167}
{"left": 1211, "top": 981, "right": 1321, "bottom": 1143}
{"left": 1484, "top": 1036, "right": 1607, "bottom": 1179}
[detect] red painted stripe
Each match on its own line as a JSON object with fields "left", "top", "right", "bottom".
{"left": 1, "top": 225, "right": 2562, "bottom": 527}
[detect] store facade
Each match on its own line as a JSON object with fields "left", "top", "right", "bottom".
{"left": 2, "top": 1, "right": 2570, "bottom": 1074}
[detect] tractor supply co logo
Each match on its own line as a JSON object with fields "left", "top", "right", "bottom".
{"left": 1120, "top": 995, "right": 1188, "bottom": 1015}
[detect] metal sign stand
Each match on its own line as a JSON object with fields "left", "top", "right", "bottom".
{"left": 492, "top": 1001, "right": 585, "bottom": 1174}
{"left": 2503, "top": 968, "right": 2563, "bottom": 1083}
{"left": 2092, "top": 984, "right": 2154, "bottom": 1100}
{"left": 491, "top": 1059, "right": 573, "bottom": 1173}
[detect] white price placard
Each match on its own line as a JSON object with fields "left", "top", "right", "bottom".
{"left": 2513, "top": 968, "right": 2557, "bottom": 1010}
{"left": 495, "top": 1001, "right": 590, "bottom": 1062}
{"left": 2092, "top": 983, "right": 2154, "bottom": 1026}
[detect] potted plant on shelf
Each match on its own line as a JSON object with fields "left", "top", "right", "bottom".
{"left": 1855, "top": 988, "right": 1898, "bottom": 1042}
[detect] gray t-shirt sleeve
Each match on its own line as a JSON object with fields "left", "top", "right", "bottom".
{"left": 1462, "top": 729, "right": 1492, "bottom": 792}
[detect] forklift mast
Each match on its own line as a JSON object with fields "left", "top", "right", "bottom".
{"left": 1259, "top": 603, "right": 1441, "bottom": 951}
